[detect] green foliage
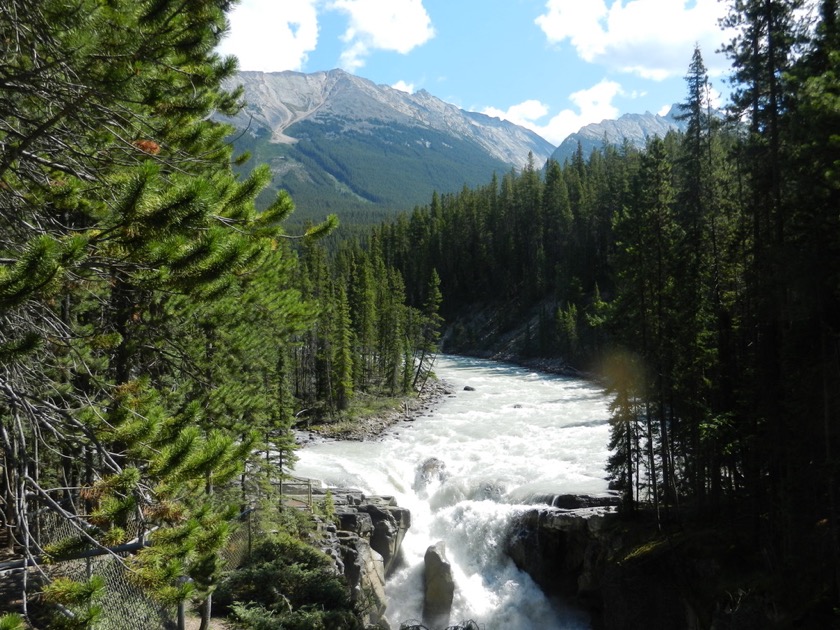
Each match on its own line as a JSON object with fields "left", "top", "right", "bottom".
{"left": 42, "top": 576, "right": 105, "bottom": 629}
{"left": 0, "top": 614, "right": 24, "bottom": 630}
{"left": 4, "top": 0, "right": 839, "bottom": 622}
{"left": 0, "top": 0, "right": 358, "bottom": 624}
{"left": 230, "top": 602, "right": 362, "bottom": 630}
{"left": 316, "top": 489, "right": 337, "bottom": 524}
{"left": 216, "top": 534, "right": 361, "bottom": 630}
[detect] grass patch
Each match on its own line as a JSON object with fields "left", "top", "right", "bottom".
{"left": 302, "top": 391, "right": 418, "bottom": 438}
{"left": 347, "top": 391, "right": 414, "bottom": 417}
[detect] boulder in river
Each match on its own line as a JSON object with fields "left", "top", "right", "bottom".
{"left": 423, "top": 541, "right": 455, "bottom": 629}
{"left": 506, "top": 503, "right": 617, "bottom": 602}
{"left": 413, "top": 457, "right": 448, "bottom": 492}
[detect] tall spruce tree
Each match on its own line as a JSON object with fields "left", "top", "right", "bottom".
{"left": 722, "top": 0, "right": 807, "bottom": 557}
{"left": 781, "top": 0, "right": 840, "bottom": 596}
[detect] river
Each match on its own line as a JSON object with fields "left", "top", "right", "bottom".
{"left": 293, "top": 355, "right": 613, "bottom": 629}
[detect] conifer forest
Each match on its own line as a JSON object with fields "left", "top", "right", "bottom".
{"left": 1, "top": 0, "right": 840, "bottom": 627}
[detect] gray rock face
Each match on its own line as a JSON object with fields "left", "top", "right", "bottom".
{"left": 316, "top": 488, "right": 411, "bottom": 629}
{"left": 535, "top": 493, "right": 620, "bottom": 510}
{"left": 423, "top": 541, "right": 455, "bottom": 630}
{"left": 551, "top": 105, "right": 688, "bottom": 164}
{"left": 357, "top": 502, "right": 411, "bottom": 575}
{"left": 223, "top": 69, "right": 555, "bottom": 169}
{"left": 339, "top": 531, "right": 388, "bottom": 628}
{"left": 505, "top": 502, "right": 728, "bottom": 630}
{"left": 506, "top": 504, "right": 618, "bottom": 605}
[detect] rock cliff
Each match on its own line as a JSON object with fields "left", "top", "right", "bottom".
{"left": 506, "top": 499, "right": 619, "bottom": 611}
{"left": 506, "top": 499, "right": 803, "bottom": 629}
{"left": 314, "top": 488, "right": 411, "bottom": 629}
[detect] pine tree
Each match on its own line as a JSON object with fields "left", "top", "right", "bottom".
{"left": 0, "top": 1, "right": 329, "bottom": 624}
{"left": 671, "top": 46, "right": 719, "bottom": 505}
{"left": 604, "top": 351, "right": 646, "bottom": 513}
{"left": 413, "top": 269, "right": 444, "bottom": 390}
{"left": 333, "top": 284, "right": 355, "bottom": 410}
{"left": 541, "top": 159, "right": 574, "bottom": 291}
{"left": 779, "top": 0, "right": 840, "bottom": 595}
{"left": 722, "top": 0, "right": 807, "bottom": 554}
{"left": 609, "top": 138, "right": 681, "bottom": 522}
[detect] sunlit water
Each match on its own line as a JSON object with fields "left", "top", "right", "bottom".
{"left": 293, "top": 355, "right": 613, "bottom": 629}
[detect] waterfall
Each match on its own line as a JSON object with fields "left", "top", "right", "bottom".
{"left": 294, "top": 355, "right": 612, "bottom": 629}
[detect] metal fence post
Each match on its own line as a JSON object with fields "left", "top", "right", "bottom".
{"left": 279, "top": 479, "right": 284, "bottom": 513}
{"left": 177, "top": 599, "right": 185, "bottom": 630}
{"left": 247, "top": 509, "right": 252, "bottom": 558}
{"left": 176, "top": 576, "right": 191, "bottom": 630}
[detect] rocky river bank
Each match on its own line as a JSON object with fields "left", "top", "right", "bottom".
{"left": 297, "top": 378, "right": 454, "bottom": 444}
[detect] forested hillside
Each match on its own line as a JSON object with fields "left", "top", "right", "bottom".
{"left": 0, "top": 1, "right": 440, "bottom": 627}
{"left": 220, "top": 69, "right": 555, "bottom": 228}
{"left": 377, "top": 2, "right": 840, "bottom": 618}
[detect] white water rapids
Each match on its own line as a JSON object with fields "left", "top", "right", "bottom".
{"left": 293, "top": 355, "right": 613, "bottom": 629}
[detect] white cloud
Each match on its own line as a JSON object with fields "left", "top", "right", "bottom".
{"left": 535, "top": 1, "right": 609, "bottom": 61}
{"left": 330, "top": 0, "right": 435, "bottom": 71}
{"left": 707, "top": 85, "right": 723, "bottom": 110}
{"left": 483, "top": 100, "right": 550, "bottom": 127}
{"left": 483, "top": 79, "right": 623, "bottom": 145}
{"left": 392, "top": 80, "right": 415, "bottom": 93}
{"left": 535, "top": 0, "right": 730, "bottom": 80}
{"left": 218, "top": 0, "right": 319, "bottom": 72}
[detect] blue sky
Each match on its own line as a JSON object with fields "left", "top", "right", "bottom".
{"left": 217, "top": 0, "right": 734, "bottom": 146}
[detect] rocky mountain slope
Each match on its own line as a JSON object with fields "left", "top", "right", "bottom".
{"left": 551, "top": 105, "right": 688, "bottom": 164}
{"left": 220, "top": 70, "right": 555, "bottom": 223}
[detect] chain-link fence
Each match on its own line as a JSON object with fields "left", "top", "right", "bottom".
{"left": 6, "top": 479, "right": 316, "bottom": 628}
{"left": 26, "top": 499, "right": 144, "bottom": 550}
{"left": 220, "top": 478, "right": 314, "bottom": 569}
{"left": 10, "top": 499, "right": 170, "bottom": 628}
{"left": 218, "top": 508, "right": 256, "bottom": 571}
{"left": 7, "top": 509, "right": 256, "bottom": 630}
{"left": 44, "top": 551, "right": 176, "bottom": 630}
{"left": 279, "top": 476, "right": 314, "bottom": 511}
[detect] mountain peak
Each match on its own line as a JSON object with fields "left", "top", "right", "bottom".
{"left": 225, "top": 70, "right": 553, "bottom": 166}
{"left": 218, "top": 70, "right": 556, "bottom": 216}
{"left": 551, "top": 105, "right": 686, "bottom": 163}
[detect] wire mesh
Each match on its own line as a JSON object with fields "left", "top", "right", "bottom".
{"left": 27, "top": 500, "right": 142, "bottom": 550}
{"left": 218, "top": 509, "right": 255, "bottom": 570}
{"left": 24, "top": 501, "right": 274, "bottom": 628}
{"left": 44, "top": 552, "right": 176, "bottom": 630}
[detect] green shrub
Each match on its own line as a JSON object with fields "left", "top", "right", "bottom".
{"left": 0, "top": 614, "right": 25, "bottom": 630}
{"left": 217, "top": 533, "right": 362, "bottom": 629}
